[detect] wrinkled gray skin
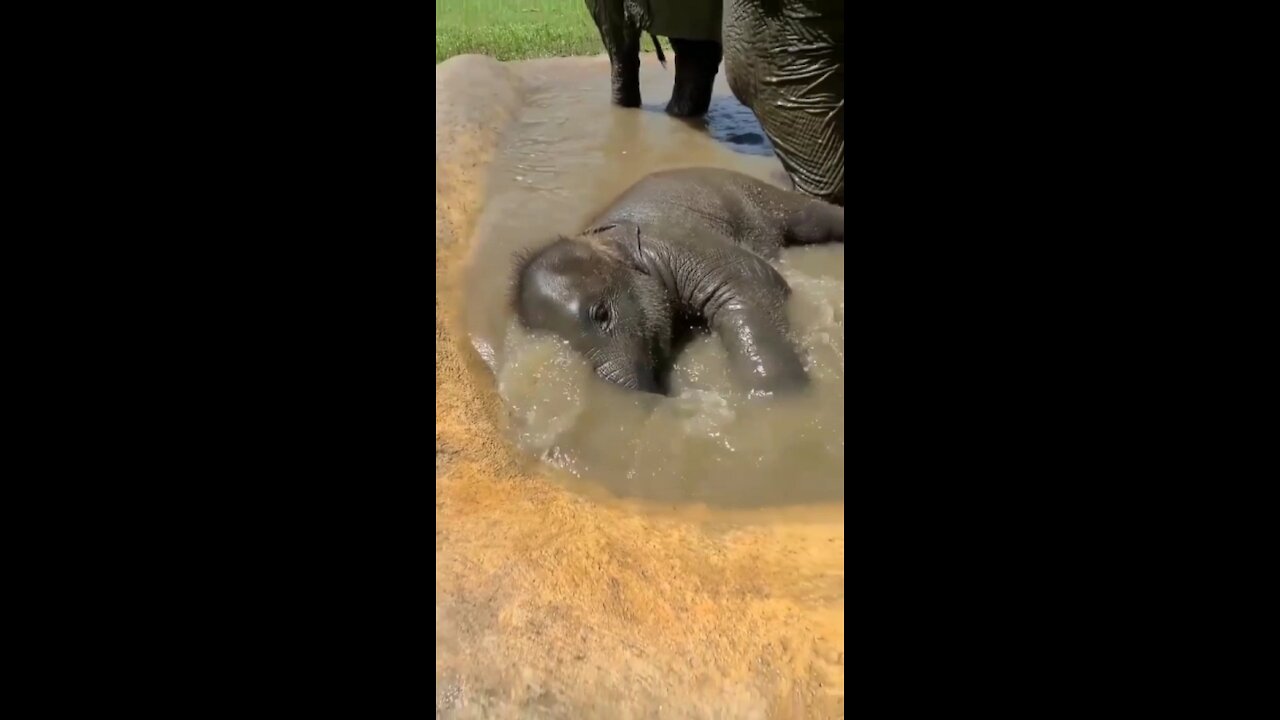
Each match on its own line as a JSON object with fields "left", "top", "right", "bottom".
{"left": 585, "top": 0, "right": 844, "bottom": 206}
{"left": 724, "top": 0, "right": 844, "bottom": 206}
{"left": 513, "top": 168, "right": 844, "bottom": 395}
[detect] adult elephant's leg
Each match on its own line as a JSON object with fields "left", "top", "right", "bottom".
{"left": 587, "top": 0, "right": 642, "bottom": 107}
{"left": 666, "top": 39, "right": 722, "bottom": 117}
{"left": 724, "top": 0, "right": 844, "bottom": 206}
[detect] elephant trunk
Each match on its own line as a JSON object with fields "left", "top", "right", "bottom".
{"left": 596, "top": 354, "right": 662, "bottom": 394}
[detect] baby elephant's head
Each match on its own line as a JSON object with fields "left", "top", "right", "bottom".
{"left": 513, "top": 229, "right": 673, "bottom": 394}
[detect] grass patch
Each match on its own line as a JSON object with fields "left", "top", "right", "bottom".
{"left": 436, "top": 0, "right": 659, "bottom": 63}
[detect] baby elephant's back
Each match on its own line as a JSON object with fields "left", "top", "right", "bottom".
{"left": 592, "top": 168, "right": 796, "bottom": 251}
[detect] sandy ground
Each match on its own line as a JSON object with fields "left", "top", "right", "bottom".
{"left": 435, "top": 54, "right": 845, "bottom": 719}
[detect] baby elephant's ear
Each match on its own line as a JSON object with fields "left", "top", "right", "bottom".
{"left": 581, "top": 221, "right": 650, "bottom": 276}
{"left": 621, "top": 224, "right": 653, "bottom": 276}
{"left": 581, "top": 223, "right": 617, "bottom": 236}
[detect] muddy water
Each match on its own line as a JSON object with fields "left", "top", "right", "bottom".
{"left": 462, "top": 59, "right": 844, "bottom": 508}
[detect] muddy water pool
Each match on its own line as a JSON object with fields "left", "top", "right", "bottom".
{"left": 461, "top": 59, "right": 844, "bottom": 508}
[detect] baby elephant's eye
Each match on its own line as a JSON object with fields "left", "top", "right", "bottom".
{"left": 591, "top": 303, "right": 611, "bottom": 327}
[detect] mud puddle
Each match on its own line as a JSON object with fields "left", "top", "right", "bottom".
{"left": 461, "top": 58, "right": 845, "bottom": 508}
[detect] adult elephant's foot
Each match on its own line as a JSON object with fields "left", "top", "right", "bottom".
{"left": 612, "top": 82, "right": 641, "bottom": 108}
{"left": 610, "top": 53, "right": 642, "bottom": 108}
{"left": 666, "top": 39, "right": 721, "bottom": 118}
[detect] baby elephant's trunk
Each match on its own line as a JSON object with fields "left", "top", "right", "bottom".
{"left": 596, "top": 354, "right": 662, "bottom": 395}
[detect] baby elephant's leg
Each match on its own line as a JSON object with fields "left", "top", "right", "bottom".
{"left": 716, "top": 302, "right": 809, "bottom": 394}
{"left": 785, "top": 200, "right": 844, "bottom": 246}
{"left": 701, "top": 246, "right": 809, "bottom": 394}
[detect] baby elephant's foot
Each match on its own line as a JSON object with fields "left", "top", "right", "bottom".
{"left": 787, "top": 201, "right": 845, "bottom": 245}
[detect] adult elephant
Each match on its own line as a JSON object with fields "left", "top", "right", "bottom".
{"left": 584, "top": 0, "right": 844, "bottom": 206}
{"left": 584, "top": 0, "right": 724, "bottom": 117}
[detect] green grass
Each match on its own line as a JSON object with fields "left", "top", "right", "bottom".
{"left": 435, "top": 0, "right": 659, "bottom": 64}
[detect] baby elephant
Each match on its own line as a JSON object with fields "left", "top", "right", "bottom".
{"left": 512, "top": 167, "right": 844, "bottom": 395}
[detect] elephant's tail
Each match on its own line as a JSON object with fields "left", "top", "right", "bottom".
{"left": 650, "top": 33, "right": 666, "bottom": 68}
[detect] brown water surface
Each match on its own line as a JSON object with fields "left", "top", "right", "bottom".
{"left": 462, "top": 58, "right": 844, "bottom": 508}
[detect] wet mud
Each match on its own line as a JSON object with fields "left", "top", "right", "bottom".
{"left": 436, "top": 54, "right": 844, "bottom": 718}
